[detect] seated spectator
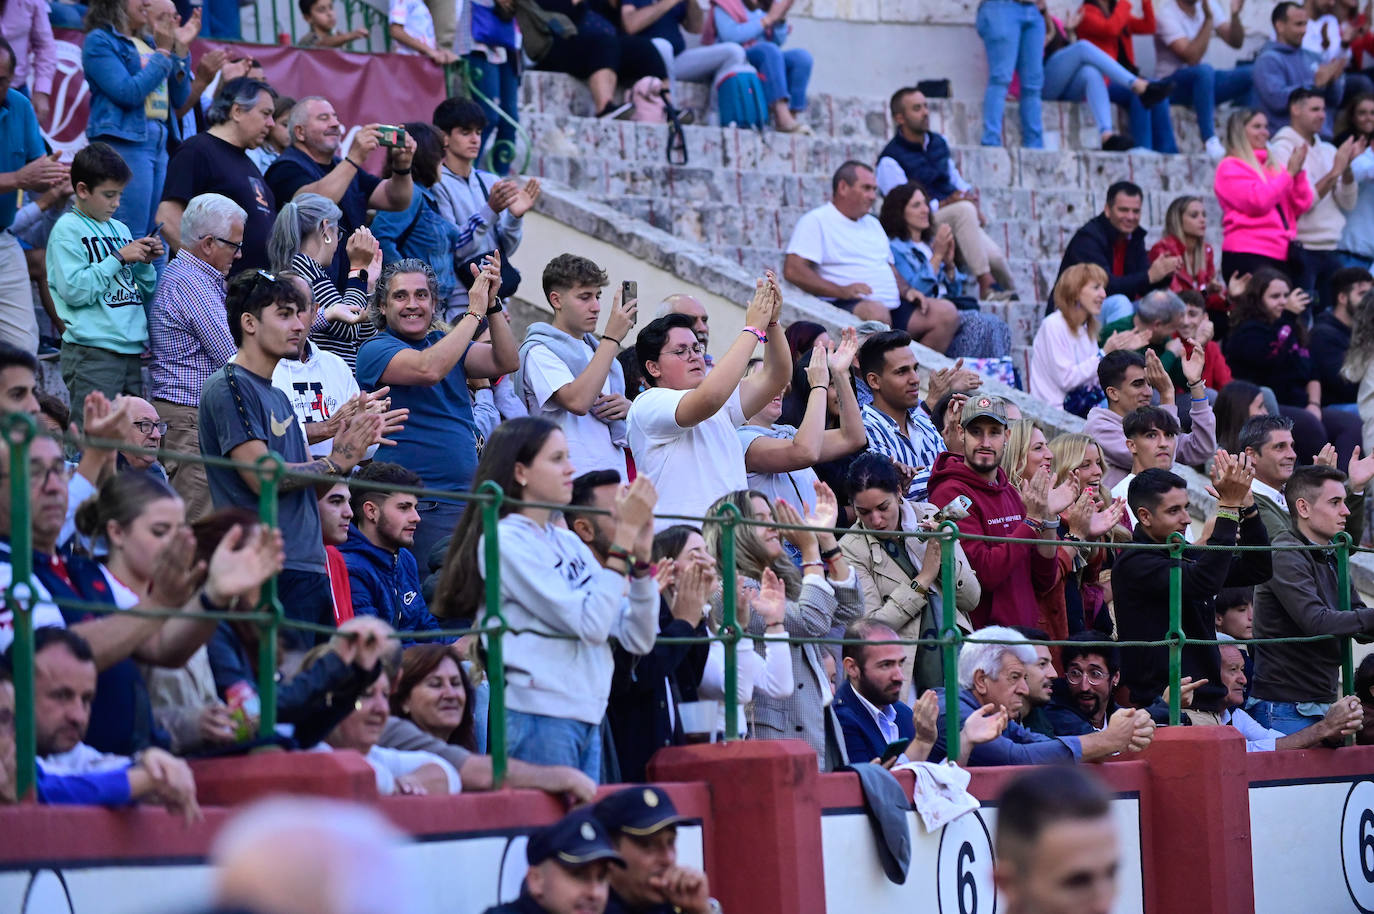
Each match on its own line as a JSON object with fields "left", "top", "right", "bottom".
{"left": 1083, "top": 349, "right": 1215, "bottom": 490}
{"left": 1116, "top": 463, "right": 1271, "bottom": 710}
{"left": 1168, "top": 291, "right": 1232, "bottom": 393}
{"left": 434, "top": 419, "right": 660, "bottom": 781}
{"left": 1270, "top": 87, "right": 1363, "bottom": 313}
{"left": 974, "top": 0, "right": 1045, "bottom": 148}
{"left": 707, "top": 0, "right": 813, "bottom": 133}
{"left": 200, "top": 271, "right": 384, "bottom": 650}
{"left": 384, "top": 642, "right": 598, "bottom": 798}
{"left": 356, "top": 258, "right": 518, "bottom": 564}
{"left": 1012, "top": 628, "right": 1058, "bottom": 736}
{"left": 594, "top": 786, "right": 715, "bottom": 914}
{"left": 297, "top": 0, "right": 369, "bottom": 48}
{"left": 1311, "top": 266, "right": 1373, "bottom": 411}
{"left": 452, "top": 0, "right": 522, "bottom": 176}
{"left": 703, "top": 485, "right": 862, "bottom": 770}
{"left": 834, "top": 619, "right": 1006, "bottom": 766}
{"left": 784, "top": 161, "right": 959, "bottom": 349}
{"left": 657, "top": 293, "right": 713, "bottom": 364}
{"left": 1225, "top": 267, "right": 1363, "bottom": 464}
{"left": 523, "top": 0, "right": 669, "bottom": 118}
{"left": 1216, "top": 584, "right": 1255, "bottom": 702}
{"left": 1047, "top": 433, "right": 1120, "bottom": 635}
{"left": 927, "top": 395, "right": 1067, "bottom": 629}
{"left": 1216, "top": 378, "right": 1272, "bottom": 452}
{"left": 878, "top": 183, "right": 1013, "bottom": 358}
{"left": 158, "top": 77, "right": 278, "bottom": 273}
{"left": 48, "top": 142, "right": 160, "bottom": 411}
{"left": 1251, "top": 465, "right": 1374, "bottom": 733}
{"left": 389, "top": 0, "right": 457, "bottom": 64}
{"left": 857, "top": 330, "right": 945, "bottom": 502}
{"left": 339, "top": 462, "right": 443, "bottom": 638}
{"left": 929, "top": 626, "right": 1155, "bottom": 766}
{"left": 1342, "top": 283, "right": 1374, "bottom": 445}
{"left": 1098, "top": 288, "right": 1189, "bottom": 390}
{"left": 740, "top": 329, "right": 865, "bottom": 512}
{"left": 317, "top": 481, "right": 355, "bottom": 626}
{"left": 840, "top": 453, "right": 979, "bottom": 697}
{"left": 1241, "top": 413, "right": 1370, "bottom": 541}
{"left": 316, "top": 662, "right": 461, "bottom": 796}
{"left": 265, "top": 97, "right": 417, "bottom": 282}
{"left": 626, "top": 276, "right": 789, "bottom": 529}
{"left": 1030, "top": 262, "right": 1133, "bottom": 416}
{"left": 268, "top": 193, "right": 380, "bottom": 371}
{"left": 1218, "top": 642, "right": 1364, "bottom": 748}
{"left": 1149, "top": 195, "right": 1227, "bottom": 318}
{"left": 1053, "top": 181, "right": 1177, "bottom": 325}
{"left": 1338, "top": 91, "right": 1374, "bottom": 267}
{"left": 1152, "top": 0, "right": 1252, "bottom": 160}
{"left": 617, "top": 0, "right": 745, "bottom": 116}
{"left": 1043, "top": 632, "right": 1173, "bottom": 735}
{"left": 1255, "top": 2, "right": 1344, "bottom": 133}
{"left": 1077, "top": 0, "right": 1176, "bottom": 152}
{"left": 518, "top": 254, "right": 634, "bottom": 477}
{"left": 114, "top": 396, "right": 168, "bottom": 480}
{"left": 875, "top": 88, "right": 1015, "bottom": 297}
{"left": 1215, "top": 108, "right": 1314, "bottom": 282}
{"left": 1109, "top": 405, "right": 1186, "bottom": 498}
{"left": 484, "top": 809, "right": 623, "bottom": 914}
{"left": 16, "top": 626, "right": 200, "bottom": 814}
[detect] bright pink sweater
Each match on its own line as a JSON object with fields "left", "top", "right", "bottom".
{"left": 1215, "top": 150, "right": 1314, "bottom": 261}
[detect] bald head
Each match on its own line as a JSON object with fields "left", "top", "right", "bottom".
{"left": 658, "top": 294, "right": 709, "bottom": 348}
{"left": 115, "top": 396, "right": 162, "bottom": 469}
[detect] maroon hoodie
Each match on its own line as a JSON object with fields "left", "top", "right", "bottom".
{"left": 926, "top": 452, "right": 1061, "bottom": 629}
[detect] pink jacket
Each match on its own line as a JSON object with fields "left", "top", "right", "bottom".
{"left": 1215, "top": 150, "right": 1314, "bottom": 262}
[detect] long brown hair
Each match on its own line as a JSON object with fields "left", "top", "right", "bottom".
{"left": 389, "top": 643, "right": 477, "bottom": 752}
{"left": 700, "top": 489, "right": 802, "bottom": 601}
{"left": 1162, "top": 195, "right": 1207, "bottom": 279}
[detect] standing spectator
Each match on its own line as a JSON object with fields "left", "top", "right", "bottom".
{"left": 389, "top": 0, "right": 457, "bottom": 64}
{"left": 297, "top": 0, "right": 369, "bottom": 48}
{"left": 519, "top": 254, "right": 635, "bottom": 477}
{"left": 1031, "top": 263, "right": 1138, "bottom": 416}
{"left": 784, "top": 161, "right": 960, "bottom": 349}
{"left": 1116, "top": 462, "right": 1272, "bottom": 711}
{"left": 47, "top": 142, "right": 161, "bottom": 411}
{"left": 1149, "top": 195, "right": 1226, "bottom": 316}
{"left": 82, "top": 0, "right": 194, "bottom": 239}
{"left": 976, "top": 0, "right": 1046, "bottom": 148}
{"left": 1153, "top": 0, "right": 1252, "bottom": 159}
{"left": 1169, "top": 290, "right": 1233, "bottom": 392}
{"left": 356, "top": 258, "right": 519, "bottom": 565}
{"left": 627, "top": 275, "right": 789, "bottom": 530}
{"left": 1255, "top": 2, "right": 1345, "bottom": 132}
{"left": 265, "top": 97, "right": 418, "bottom": 282}
{"left": 267, "top": 194, "right": 380, "bottom": 372}
{"left": 0, "top": 38, "right": 67, "bottom": 353}
{"left": 199, "top": 270, "right": 383, "bottom": 650}
{"left": 434, "top": 419, "right": 660, "bottom": 781}
{"left": 1108, "top": 405, "right": 1188, "bottom": 498}
{"left": 1047, "top": 433, "right": 1119, "bottom": 635}
{"left": 1216, "top": 379, "right": 1271, "bottom": 452}
{"left": 1270, "top": 88, "right": 1365, "bottom": 313}
{"left": 2, "top": 0, "right": 54, "bottom": 125}
{"left": 927, "top": 395, "right": 1070, "bottom": 629}
{"left": 1341, "top": 277, "right": 1374, "bottom": 445}
{"left": 158, "top": 77, "right": 278, "bottom": 274}
{"left": 876, "top": 88, "right": 1015, "bottom": 298}
{"left": 432, "top": 97, "right": 538, "bottom": 318}
{"left": 148, "top": 193, "right": 244, "bottom": 521}
{"left": 1053, "top": 181, "right": 1179, "bottom": 325}
{"left": 1214, "top": 108, "right": 1314, "bottom": 282}
{"left": 317, "top": 482, "right": 354, "bottom": 626}
{"left": 1253, "top": 465, "right": 1374, "bottom": 733}
{"left": 707, "top": 0, "right": 814, "bottom": 134}
{"left": 1240, "top": 412, "right": 1371, "bottom": 541}
{"left": 455, "top": 0, "right": 521, "bottom": 175}
{"left": 524, "top": 0, "right": 669, "bottom": 118}
{"left": 1077, "top": 0, "right": 1176, "bottom": 152}
{"left": 858, "top": 330, "right": 945, "bottom": 502}
{"left": 1312, "top": 266, "right": 1373, "bottom": 411}
{"left": 618, "top": 0, "right": 746, "bottom": 117}
{"left": 1338, "top": 91, "right": 1374, "bottom": 267}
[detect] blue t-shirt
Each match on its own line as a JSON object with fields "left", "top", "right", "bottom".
{"left": 0, "top": 89, "right": 48, "bottom": 231}
{"left": 356, "top": 329, "right": 479, "bottom": 503}
{"left": 626, "top": 0, "right": 685, "bottom": 53}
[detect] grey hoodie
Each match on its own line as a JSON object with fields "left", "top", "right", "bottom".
{"left": 1253, "top": 39, "right": 1341, "bottom": 132}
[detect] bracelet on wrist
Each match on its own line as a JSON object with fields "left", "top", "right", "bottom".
{"left": 604, "top": 335, "right": 624, "bottom": 347}
{"left": 343, "top": 158, "right": 361, "bottom": 170}
{"left": 801, "top": 560, "right": 825, "bottom": 571}
{"left": 809, "top": 384, "right": 827, "bottom": 394}
{"left": 820, "top": 545, "right": 842, "bottom": 560}
{"left": 487, "top": 299, "right": 504, "bottom": 315}
{"left": 743, "top": 325, "right": 768, "bottom": 344}
{"left": 1215, "top": 508, "right": 1241, "bottom": 523}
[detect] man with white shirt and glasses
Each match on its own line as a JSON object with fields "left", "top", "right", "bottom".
{"left": 857, "top": 330, "right": 944, "bottom": 501}
{"left": 1153, "top": 0, "right": 1253, "bottom": 159}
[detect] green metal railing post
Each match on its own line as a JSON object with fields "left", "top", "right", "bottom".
{"left": 478, "top": 481, "right": 507, "bottom": 786}
{"left": 716, "top": 502, "right": 742, "bottom": 741}
{"left": 254, "top": 453, "right": 285, "bottom": 737}
{"left": 6, "top": 413, "right": 37, "bottom": 799}
{"left": 1166, "top": 531, "right": 1186, "bottom": 726}
{"left": 1336, "top": 531, "right": 1355, "bottom": 746}
{"left": 938, "top": 520, "right": 960, "bottom": 765}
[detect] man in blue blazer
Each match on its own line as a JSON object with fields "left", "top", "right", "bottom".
{"left": 834, "top": 620, "right": 923, "bottom": 765}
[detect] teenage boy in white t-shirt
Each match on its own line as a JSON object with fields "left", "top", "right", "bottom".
{"left": 628, "top": 273, "right": 791, "bottom": 530}
{"left": 1152, "top": 0, "right": 1252, "bottom": 159}
{"left": 519, "top": 254, "right": 637, "bottom": 476}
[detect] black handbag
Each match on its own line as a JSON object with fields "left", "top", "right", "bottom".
{"left": 1276, "top": 202, "right": 1303, "bottom": 265}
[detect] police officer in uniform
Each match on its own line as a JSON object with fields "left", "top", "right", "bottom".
{"left": 593, "top": 786, "right": 721, "bottom": 914}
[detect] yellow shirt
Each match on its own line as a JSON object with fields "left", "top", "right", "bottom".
{"left": 131, "top": 36, "right": 169, "bottom": 122}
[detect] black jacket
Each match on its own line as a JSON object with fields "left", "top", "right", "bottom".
{"left": 1050, "top": 213, "right": 1167, "bottom": 313}
{"left": 1309, "top": 311, "right": 1358, "bottom": 405}
{"left": 1115, "top": 514, "right": 1272, "bottom": 711}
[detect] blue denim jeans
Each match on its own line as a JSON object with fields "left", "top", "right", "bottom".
{"left": 1252, "top": 699, "right": 1329, "bottom": 736}
{"left": 506, "top": 709, "right": 603, "bottom": 782}
{"left": 1043, "top": 40, "right": 1140, "bottom": 135}
{"left": 1166, "top": 64, "right": 1254, "bottom": 141}
{"left": 1109, "top": 82, "right": 1175, "bottom": 152}
{"left": 101, "top": 121, "right": 167, "bottom": 239}
{"left": 412, "top": 498, "right": 465, "bottom": 580}
{"left": 977, "top": 0, "right": 1044, "bottom": 147}
{"left": 466, "top": 51, "right": 521, "bottom": 176}
{"left": 747, "top": 43, "right": 812, "bottom": 110}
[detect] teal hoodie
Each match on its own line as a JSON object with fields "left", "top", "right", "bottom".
{"left": 46, "top": 208, "right": 154, "bottom": 354}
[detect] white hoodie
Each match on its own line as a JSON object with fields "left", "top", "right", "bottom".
{"left": 272, "top": 341, "right": 364, "bottom": 457}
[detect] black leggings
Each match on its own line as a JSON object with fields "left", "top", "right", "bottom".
{"left": 537, "top": 31, "right": 666, "bottom": 83}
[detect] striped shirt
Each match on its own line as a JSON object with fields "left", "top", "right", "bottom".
{"left": 292, "top": 253, "right": 378, "bottom": 373}
{"left": 860, "top": 402, "right": 944, "bottom": 501}
{"left": 148, "top": 251, "right": 235, "bottom": 407}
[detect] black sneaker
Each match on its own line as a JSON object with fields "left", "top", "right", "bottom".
{"left": 1139, "top": 80, "right": 1172, "bottom": 108}
{"left": 1102, "top": 134, "right": 1134, "bottom": 152}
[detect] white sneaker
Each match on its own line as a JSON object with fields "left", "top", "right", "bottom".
{"left": 1205, "top": 136, "right": 1226, "bottom": 159}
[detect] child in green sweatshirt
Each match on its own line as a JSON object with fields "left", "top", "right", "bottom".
{"left": 47, "top": 142, "right": 163, "bottom": 419}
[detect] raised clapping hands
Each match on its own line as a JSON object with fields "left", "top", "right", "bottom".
{"left": 612, "top": 475, "right": 659, "bottom": 564}
{"left": 1020, "top": 465, "right": 1078, "bottom": 521}
{"left": 827, "top": 326, "right": 859, "bottom": 377}
{"left": 751, "top": 567, "right": 787, "bottom": 627}
{"left": 804, "top": 341, "right": 830, "bottom": 391}
{"left": 1211, "top": 449, "right": 1255, "bottom": 508}
{"left": 927, "top": 357, "right": 983, "bottom": 406}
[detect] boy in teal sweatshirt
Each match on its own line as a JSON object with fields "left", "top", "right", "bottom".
{"left": 47, "top": 142, "right": 163, "bottom": 421}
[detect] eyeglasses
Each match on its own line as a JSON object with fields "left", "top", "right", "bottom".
{"left": 133, "top": 419, "right": 168, "bottom": 436}
{"left": 1066, "top": 668, "right": 1110, "bottom": 685}
{"left": 663, "top": 344, "right": 707, "bottom": 360}
{"left": 206, "top": 236, "right": 244, "bottom": 253}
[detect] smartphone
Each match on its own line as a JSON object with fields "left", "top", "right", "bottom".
{"left": 879, "top": 739, "right": 908, "bottom": 764}
{"left": 622, "top": 280, "right": 638, "bottom": 314}
{"left": 376, "top": 125, "right": 407, "bottom": 148}
{"left": 147, "top": 221, "right": 164, "bottom": 240}
{"left": 932, "top": 495, "right": 972, "bottom": 524}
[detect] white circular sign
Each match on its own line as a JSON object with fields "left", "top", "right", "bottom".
{"left": 937, "top": 809, "right": 998, "bottom": 914}
{"left": 1342, "top": 780, "right": 1374, "bottom": 912}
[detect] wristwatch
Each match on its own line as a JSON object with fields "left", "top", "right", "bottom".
{"left": 348, "top": 268, "right": 368, "bottom": 285}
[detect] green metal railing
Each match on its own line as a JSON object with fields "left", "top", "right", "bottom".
{"left": 6, "top": 414, "right": 1370, "bottom": 799}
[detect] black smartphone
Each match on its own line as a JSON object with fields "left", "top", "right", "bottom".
{"left": 879, "top": 739, "right": 908, "bottom": 764}
{"left": 622, "top": 281, "right": 638, "bottom": 314}
{"left": 147, "top": 221, "right": 163, "bottom": 240}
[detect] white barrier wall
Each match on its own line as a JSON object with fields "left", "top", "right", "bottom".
{"left": 1251, "top": 777, "right": 1374, "bottom": 914}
